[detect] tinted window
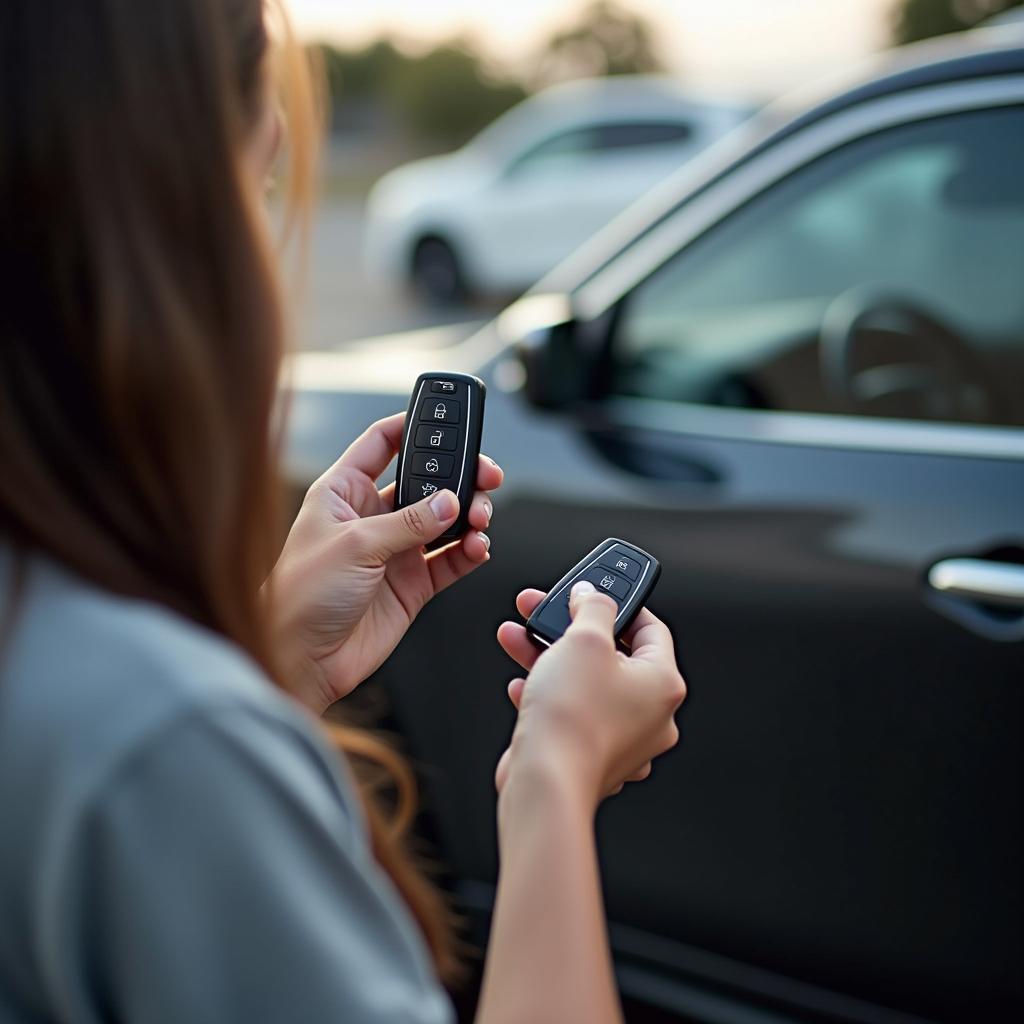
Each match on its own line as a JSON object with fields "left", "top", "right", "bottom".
{"left": 611, "top": 106, "right": 1024, "bottom": 427}
{"left": 593, "top": 121, "right": 693, "bottom": 150}
{"left": 508, "top": 119, "right": 693, "bottom": 174}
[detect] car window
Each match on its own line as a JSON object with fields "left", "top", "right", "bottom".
{"left": 593, "top": 121, "right": 693, "bottom": 150}
{"left": 507, "top": 119, "right": 693, "bottom": 176}
{"left": 610, "top": 106, "right": 1024, "bottom": 428}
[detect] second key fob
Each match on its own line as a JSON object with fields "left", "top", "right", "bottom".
{"left": 394, "top": 371, "right": 486, "bottom": 551}
{"left": 526, "top": 538, "right": 661, "bottom": 648}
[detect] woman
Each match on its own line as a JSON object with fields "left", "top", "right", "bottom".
{"left": 0, "top": 1, "right": 686, "bottom": 1022}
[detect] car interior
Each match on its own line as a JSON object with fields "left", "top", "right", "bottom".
{"left": 608, "top": 105, "right": 1024, "bottom": 427}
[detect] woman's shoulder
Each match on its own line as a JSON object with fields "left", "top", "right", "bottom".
{"left": 5, "top": 554, "right": 279, "bottom": 703}
{"left": 0, "top": 554, "right": 333, "bottom": 822}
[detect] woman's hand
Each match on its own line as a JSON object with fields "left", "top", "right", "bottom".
{"left": 494, "top": 583, "right": 686, "bottom": 815}
{"left": 268, "top": 412, "right": 503, "bottom": 714}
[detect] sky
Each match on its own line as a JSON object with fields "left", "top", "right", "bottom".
{"left": 286, "top": 0, "right": 897, "bottom": 96}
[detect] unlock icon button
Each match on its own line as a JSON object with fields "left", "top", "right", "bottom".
{"left": 414, "top": 424, "right": 457, "bottom": 451}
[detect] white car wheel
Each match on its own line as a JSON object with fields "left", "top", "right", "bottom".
{"left": 411, "top": 236, "right": 466, "bottom": 306}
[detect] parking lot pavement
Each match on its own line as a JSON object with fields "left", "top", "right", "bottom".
{"left": 292, "top": 198, "right": 495, "bottom": 351}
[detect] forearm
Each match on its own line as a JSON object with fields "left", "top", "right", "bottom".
{"left": 476, "top": 767, "right": 622, "bottom": 1024}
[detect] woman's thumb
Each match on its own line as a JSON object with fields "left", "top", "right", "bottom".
{"left": 567, "top": 580, "right": 619, "bottom": 637}
{"left": 357, "top": 489, "right": 459, "bottom": 561}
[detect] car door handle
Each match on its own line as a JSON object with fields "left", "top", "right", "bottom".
{"left": 927, "top": 558, "right": 1024, "bottom": 608}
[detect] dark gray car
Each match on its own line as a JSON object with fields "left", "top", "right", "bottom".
{"left": 286, "top": 30, "right": 1024, "bottom": 1024}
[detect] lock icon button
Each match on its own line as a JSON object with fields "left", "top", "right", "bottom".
{"left": 419, "top": 398, "right": 460, "bottom": 424}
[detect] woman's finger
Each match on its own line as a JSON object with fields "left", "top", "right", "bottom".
{"left": 476, "top": 454, "right": 504, "bottom": 491}
{"left": 619, "top": 606, "right": 676, "bottom": 665}
{"left": 377, "top": 481, "right": 396, "bottom": 507}
{"left": 507, "top": 676, "right": 526, "bottom": 710}
{"left": 426, "top": 530, "right": 490, "bottom": 594}
{"left": 468, "top": 492, "right": 493, "bottom": 531}
{"left": 497, "top": 621, "right": 543, "bottom": 672}
{"left": 514, "top": 588, "right": 547, "bottom": 620}
{"left": 329, "top": 412, "right": 406, "bottom": 482}
{"left": 494, "top": 747, "right": 512, "bottom": 792}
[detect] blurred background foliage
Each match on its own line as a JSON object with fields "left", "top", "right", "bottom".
{"left": 530, "top": 0, "right": 664, "bottom": 88}
{"left": 892, "top": 0, "right": 1023, "bottom": 43}
{"left": 310, "top": 0, "right": 1022, "bottom": 191}
{"left": 314, "top": 0, "right": 1021, "bottom": 153}
{"left": 315, "top": 2, "right": 662, "bottom": 150}
{"left": 319, "top": 39, "right": 526, "bottom": 148}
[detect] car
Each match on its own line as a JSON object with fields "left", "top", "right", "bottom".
{"left": 287, "top": 29, "right": 1024, "bottom": 1024}
{"left": 362, "top": 76, "right": 752, "bottom": 304}
{"left": 985, "top": 8, "right": 1024, "bottom": 29}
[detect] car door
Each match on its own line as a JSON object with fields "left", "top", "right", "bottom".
{"left": 363, "top": 79, "right": 1024, "bottom": 1024}
{"left": 546, "top": 91, "right": 1023, "bottom": 1022}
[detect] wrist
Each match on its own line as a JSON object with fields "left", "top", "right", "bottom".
{"left": 497, "top": 749, "right": 599, "bottom": 839}
{"left": 276, "top": 644, "right": 336, "bottom": 717}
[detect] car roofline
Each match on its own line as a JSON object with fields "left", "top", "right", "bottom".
{"left": 534, "top": 33, "right": 1024, "bottom": 297}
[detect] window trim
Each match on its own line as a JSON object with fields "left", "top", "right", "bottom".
{"left": 574, "top": 76, "right": 1024, "bottom": 461}
{"left": 603, "top": 396, "right": 1024, "bottom": 462}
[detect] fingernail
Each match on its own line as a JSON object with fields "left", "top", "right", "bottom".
{"left": 483, "top": 500, "right": 492, "bottom": 523}
{"left": 428, "top": 489, "right": 458, "bottom": 521}
{"left": 570, "top": 581, "right": 595, "bottom": 600}
{"left": 478, "top": 531, "right": 491, "bottom": 550}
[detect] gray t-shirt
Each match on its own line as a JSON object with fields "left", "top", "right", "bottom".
{"left": 0, "top": 554, "right": 453, "bottom": 1024}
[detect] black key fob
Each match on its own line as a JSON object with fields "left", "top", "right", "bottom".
{"left": 394, "top": 371, "right": 486, "bottom": 552}
{"left": 526, "top": 538, "right": 661, "bottom": 648}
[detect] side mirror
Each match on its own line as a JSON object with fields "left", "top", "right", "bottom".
{"left": 498, "top": 293, "right": 599, "bottom": 410}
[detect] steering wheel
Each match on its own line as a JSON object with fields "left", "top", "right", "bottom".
{"left": 819, "top": 287, "right": 1003, "bottom": 423}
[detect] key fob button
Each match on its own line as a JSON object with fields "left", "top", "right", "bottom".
{"left": 431, "top": 379, "right": 459, "bottom": 395}
{"left": 584, "top": 567, "right": 630, "bottom": 601}
{"left": 414, "top": 424, "right": 458, "bottom": 451}
{"left": 600, "top": 550, "right": 642, "bottom": 581}
{"left": 533, "top": 599, "right": 572, "bottom": 640}
{"left": 420, "top": 398, "right": 460, "bottom": 424}
{"left": 409, "top": 476, "right": 451, "bottom": 500}
{"left": 410, "top": 452, "right": 455, "bottom": 477}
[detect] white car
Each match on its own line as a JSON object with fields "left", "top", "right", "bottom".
{"left": 363, "top": 76, "right": 753, "bottom": 303}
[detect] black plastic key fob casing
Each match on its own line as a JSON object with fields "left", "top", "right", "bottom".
{"left": 394, "top": 372, "right": 486, "bottom": 551}
{"left": 526, "top": 538, "right": 661, "bottom": 648}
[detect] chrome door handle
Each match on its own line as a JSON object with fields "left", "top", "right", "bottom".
{"left": 928, "top": 558, "right": 1024, "bottom": 608}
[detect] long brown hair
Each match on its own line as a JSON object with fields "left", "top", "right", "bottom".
{"left": 0, "top": 0, "right": 457, "bottom": 980}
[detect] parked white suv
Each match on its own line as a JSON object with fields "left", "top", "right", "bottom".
{"left": 362, "top": 76, "right": 752, "bottom": 303}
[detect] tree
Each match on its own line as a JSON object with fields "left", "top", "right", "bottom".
{"left": 315, "top": 39, "right": 526, "bottom": 148}
{"left": 385, "top": 43, "right": 526, "bottom": 146}
{"left": 533, "top": 1, "right": 666, "bottom": 87}
{"left": 891, "top": 0, "right": 1023, "bottom": 44}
